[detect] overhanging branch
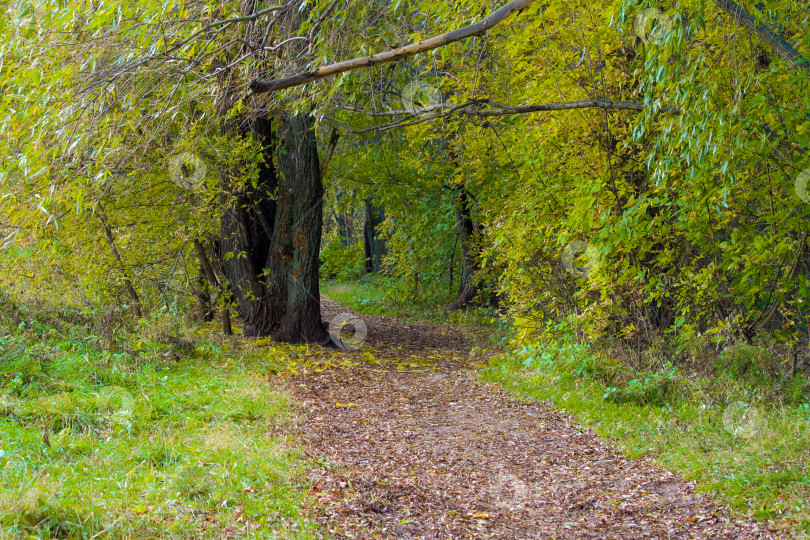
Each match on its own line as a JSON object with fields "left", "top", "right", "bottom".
{"left": 460, "top": 99, "right": 681, "bottom": 116}
{"left": 340, "top": 98, "right": 681, "bottom": 118}
{"left": 249, "top": 0, "right": 536, "bottom": 94}
{"left": 337, "top": 98, "right": 681, "bottom": 133}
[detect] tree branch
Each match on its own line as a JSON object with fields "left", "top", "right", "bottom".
{"left": 96, "top": 203, "right": 143, "bottom": 318}
{"left": 205, "top": 3, "right": 292, "bottom": 31}
{"left": 320, "top": 127, "right": 340, "bottom": 179}
{"left": 249, "top": 0, "right": 536, "bottom": 94}
{"left": 464, "top": 99, "right": 680, "bottom": 116}
{"left": 714, "top": 0, "right": 809, "bottom": 73}
{"left": 337, "top": 98, "right": 680, "bottom": 133}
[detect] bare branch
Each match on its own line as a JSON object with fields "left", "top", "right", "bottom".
{"left": 249, "top": 0, "right": 536, "bottom": 94}
{"left": 471, "top": 99, "right": 681, "bottom": 116}
{"left": 337, "top": 98, "right": 681, "bottom": 131}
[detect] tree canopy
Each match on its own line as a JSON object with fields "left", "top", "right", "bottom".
{"left": 1, "top": 0, "right": 808, "bottom": 352}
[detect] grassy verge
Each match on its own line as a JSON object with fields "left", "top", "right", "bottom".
{"left": 323, "top": 279, "right": 810, "bottom": 537}
{"left": 323, "top": 279, "right": 441, "bottom": 321}
{"left": 0, "top": 297, "right": 320, "bottom": 539}
{"left": 480, "top": 353, "right": 810, "bottom": 536}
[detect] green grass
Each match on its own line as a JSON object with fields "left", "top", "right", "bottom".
{"left": 0, "top": 302, "right": 321, "bottom": 539}
{"left": 325, "top": 279, "right": 810, "bottom": 537}
{"left": 322, "top": 280, "right": 393, "bottom": 316}
{"left": 322, "top": 277, "right": 498, "bottom": 329}
{"left": 480, "top": 354, "right": 810, "bottom": 536}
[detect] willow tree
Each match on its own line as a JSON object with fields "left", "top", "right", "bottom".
{"left": 4, "top": 0, "right": 803, "bottom": 347}
{"left": 0, "top": 0, "right": 535, "bottom": 341}
{"left": 311, "top": 0, "right": 808, "bottom": 351}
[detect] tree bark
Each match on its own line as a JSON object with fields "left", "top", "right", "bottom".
{"left": 363, "top": 196, "right": 386, "bottom": 274}
{"left": 221, "top": 301, "right": 233, "bottom": 336}
{"left": 219, "top": 115, "right": 278, "bottom": 337}
{"left": 196, "top": 273, "right": 214, "bottom": 322}
{"left": 265, "top": 114, "right": 328, "bottom": 342}
{"left": 219, "top": 114, "right": 327, "bottom": 342}
{"left": 449, "top": 187, "right": 483, "bottom": 311}
{"left": 194, "top": 238, "right": 220, "bottom": 291}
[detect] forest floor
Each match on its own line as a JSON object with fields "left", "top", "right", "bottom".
{"left": 276, "top": 298, "right": 778, "bottom": 539}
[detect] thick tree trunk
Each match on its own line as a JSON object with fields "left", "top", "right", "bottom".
{"left": 449, "top": 188, "right": 483, "bottom": 312}
{"left": 363, "top": 197, "right": 386, "bottom": 274}
{"left": 219, "top": 114, "right": 327, "bottom": 342}
{"left": 219, "top": 116, "right": 277, "bottom": 336}
{"left": 214, "top": 2, "right": 325, "bottom": 343}
{"left": 265, "top": 115, "right": 327, "bottom": 342}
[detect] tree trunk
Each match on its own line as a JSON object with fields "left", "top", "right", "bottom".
{"left": 221, "top": 302, "right": 233, "bottom": 336}
{"left": 219, "top": 115, "right": 276, "bottom": 337}
{"left": 193, "top": 237, "right": 231, "bottom": 333}
{"left": 363, "top": 196, "right": 386, "bottom": 274}
{"left": 336, "top": 190, "right": 352, "bottom": 246}
{"left": 449, "top": 187, "right": 483, "bottom": 311}
{"left": 214, "top": 2, "right": 325, "bottom": 343}
{"left": 320, "top": 127, "right": 340, "bottom": 180}
{"left": 265, "top": 115, "right": 328, "bottom": 342}
{"left": 448, "top": 233, "right": 457, "bottom": 297}
{"left": 219, "top": 114, "right": 327, "bottom": 342}
{"left": 196, "top": 273, "right": 214, "bottom": 322}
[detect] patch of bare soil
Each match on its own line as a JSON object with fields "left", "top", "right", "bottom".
{"left": 279, "top": 299, "right": 777, "bottom": 539}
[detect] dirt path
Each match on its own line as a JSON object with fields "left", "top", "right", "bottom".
{"left": 280, "top": 299, "right": 776, "bottom": 539}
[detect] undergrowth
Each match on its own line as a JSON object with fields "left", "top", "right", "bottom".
{"left": 0, "top": 292, "right": 321, "bottom": 539}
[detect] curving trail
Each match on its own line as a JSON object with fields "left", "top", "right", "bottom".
{"left": 279, "top": 299, "right": 776, "bottom": 539}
